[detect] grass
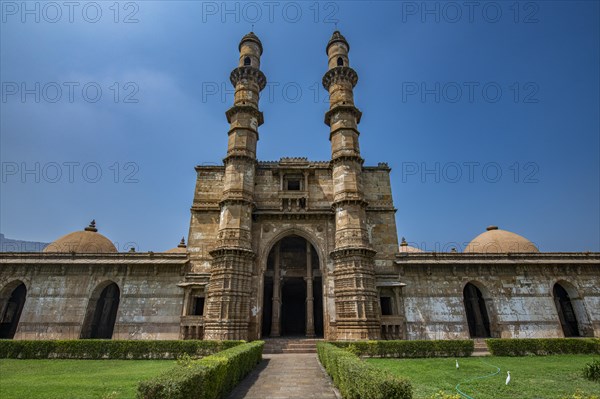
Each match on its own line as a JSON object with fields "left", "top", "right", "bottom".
{"left": 367, "top": 355, "right": 600, "bottom": 399}
{"left": 0, "top": 359, "right": 176, "bottom": 399}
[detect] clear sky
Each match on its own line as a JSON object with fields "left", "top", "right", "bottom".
{"left": 1, "top": 1, "right": 598, "bottom": 252}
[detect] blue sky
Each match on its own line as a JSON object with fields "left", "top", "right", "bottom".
{"left": 1, "top": 1, "right": 598, "bottom": 252}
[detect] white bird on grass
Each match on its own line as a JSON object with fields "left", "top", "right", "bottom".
{"left": 455, "top": 359, "right": 459, "bottom": 369}
{"left": 506, "top": 371, "right": 511, "bottom": 385}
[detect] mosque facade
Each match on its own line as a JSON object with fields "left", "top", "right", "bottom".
{"left": 1, "top": 32, "right": 598, "bottom": 342}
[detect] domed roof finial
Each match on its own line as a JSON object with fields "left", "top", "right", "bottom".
{"left": 401, "top": 237, "right": 407, "bottom": 246}
{"left": 326, "top": 30, "right": 349, "bottom": 54}
{"left": 239, "top": 31, "right": 263, "bottom": 55}
{"left": 84, "top": 219, "right": 97, "bottom": 232}
{"left": 178, "top": 237, "right": 187, "bottom": 248}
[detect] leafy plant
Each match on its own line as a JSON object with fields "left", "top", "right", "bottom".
{"left": 560, "top": 389, "right": 600, "bottom": 399}
{"left": 583, "top": 359, "right": 600, "bottom": 382}
{"left": 176, "top": 353, "right": 194, "bottom": 368}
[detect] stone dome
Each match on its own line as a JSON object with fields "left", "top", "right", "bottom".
{"left": 43, "top": 220, "right": 117, "bottom": 254}
{"left": 165, "top": 237, "right": 188, "bottom": 254}
{"left": 399, "top": 237, "right": 423, "bottom": 253}
{"left": 464, "top": 226, "right": 539, "bottom": 253}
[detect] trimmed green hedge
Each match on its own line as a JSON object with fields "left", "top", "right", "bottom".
{"left": 317, "top": 342, "right": 412, "bottom": 399}
{"left": 486, "top": 338, "right": 600, "bottom": 356}
{"left": 137, "top": 340, "right": 263, "bottom": 399}
{"left": 330, "top": 340, "right": 474, "bottom": 358}
{"left": 0, "top": 340, "right": 242, "bottom": 360}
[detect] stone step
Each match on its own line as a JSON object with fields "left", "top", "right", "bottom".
{"left": 263, "top": 338, "right": 323, "bottom": 354}
{"left": 281, "top": 348, "right": 317, "bottom": 353}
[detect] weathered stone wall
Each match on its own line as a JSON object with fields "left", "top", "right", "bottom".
{"left": 395, "top": 255, "right": 600, "bottom": 340}
{"left": 0, "top": 255, "right": 186, "bottom": 340}
{"left": 188, "top": 166, "right": 224, "bottom": 274}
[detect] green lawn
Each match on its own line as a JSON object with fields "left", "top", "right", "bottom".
{"left": 367, "top": 355, "right": 600, "bottom": 399}
{"left": 0, "top": 359, "right": 176, "bottom": 399}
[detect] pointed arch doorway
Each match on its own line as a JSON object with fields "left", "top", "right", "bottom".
{"left": 80, "top": 282, "right": 120, "bottom": 339}
{"left": 463, "top": 282, "right": 492, "bottom": 338}
{"left": 553, "top": 282, "right": 581, "bottom": 337}
{"left": 0, "top": 282, "right": 27, "bottom": 339}
{"left": 262, "top": 235, "right": 323, "bottom": 338}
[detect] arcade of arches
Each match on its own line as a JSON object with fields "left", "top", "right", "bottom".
{"left": 461, "top": 281, "right": 593, "bottom": 339}
{"left": 262, "top": 235, "right": 324, "bottom": 338}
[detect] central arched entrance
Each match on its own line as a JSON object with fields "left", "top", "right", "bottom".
{"left": 262, "top": 235, "right": 323, "bottom": 338}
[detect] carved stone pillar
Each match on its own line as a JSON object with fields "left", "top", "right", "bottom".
{"left": 305, "top": 241, "right": 315, "bottom": 337}
{"left": 271, "top": 242, "right": 281, "bottom": 337}
{"left": 182, "top": 289, "right": 190, "bottom": 316}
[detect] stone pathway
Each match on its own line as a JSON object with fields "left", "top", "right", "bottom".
{"left": 227, "top": 353, "right": 339, "bottom": 399}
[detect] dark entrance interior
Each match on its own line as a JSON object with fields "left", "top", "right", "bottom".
{"left": 314, "top": 276, "right": 323, "bottom": 335}
{"left": 281, "top": 278, "right": 306, "bottom": 336}
{"left": 262, "top": 276, "right": 273, "bottom": 337}
{"left": 463, "top": 283, "right": 491, "bottom": 338}
{"left": 261, "top": 235, "right": 324, "bottom": 338}
{"left": 81, "top": 282, "right": 120, "bottom": 339}
{"left": 553, "top": 283, "right": 580, "bottom": 337}
{"left": 0, "top": 283, "right": 27, "bottom": 339}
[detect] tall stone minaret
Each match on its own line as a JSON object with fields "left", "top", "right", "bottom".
{"left": 323, "top": 31, "right": 381, "bottom": 340}
{"left": 204, "top": 32, "right": 266, "bottom": 340}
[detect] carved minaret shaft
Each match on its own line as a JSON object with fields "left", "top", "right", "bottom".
{"left": 323, "top": 31, "right": 381, "bottom": 340}
{"left": 204, "top": 33, "right": 266, "bottom": 340}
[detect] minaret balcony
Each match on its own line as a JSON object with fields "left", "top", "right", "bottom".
{"left": 230, "top": 66, "right": 267, "bottom": 91}
{"left": 322, "top": 66, "right": 358, "bottom": 90}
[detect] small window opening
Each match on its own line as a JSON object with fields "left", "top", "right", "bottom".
{"left": 287, "top": 179, "right": 301, "bottom": 191}
{"left": 337, "top": 57, "right": 344, "bottom": 66}
{"left": 380, "top": 297, "right": 393, "bottom": 315}
{"left": 244, "top": 56, "right": 251, "bottom": 66}
{"left": 193, "top": 297, "right": 205, "bottom": 316}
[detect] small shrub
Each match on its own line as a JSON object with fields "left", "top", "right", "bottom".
{"left": 486, "top": 338, "right": 600, "bottom": 356}
{"left": 317, "top": 342, "right": 412, "bottom": 399}
{"left": 176, "top": 353, "right": 194, "bottom": 368}
{"left": 137, "top": 340, "right": 263, "bottom": 399}
{"left": 583, "top": 359, "right": 600, "bottom": 382}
